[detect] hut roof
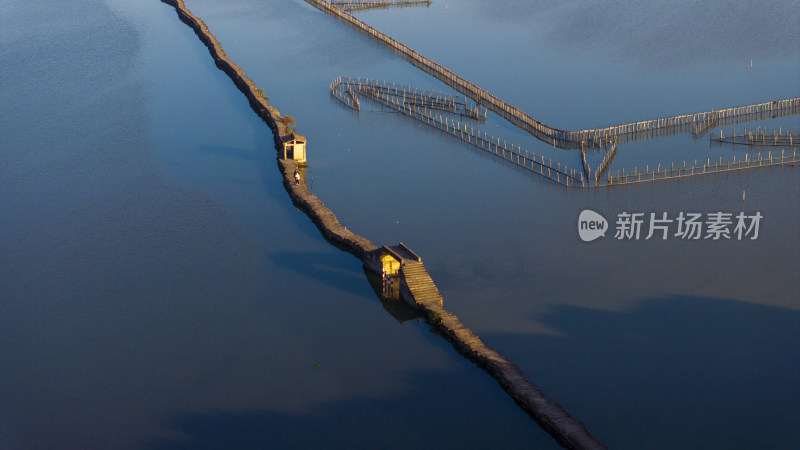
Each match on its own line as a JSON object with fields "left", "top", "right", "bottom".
{"left": 282, "top": 134, "right": 305, "bottom": 143}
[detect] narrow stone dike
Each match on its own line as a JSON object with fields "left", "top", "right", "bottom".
{"left": 161, "top": 1, "right": 605, "bottom": 448}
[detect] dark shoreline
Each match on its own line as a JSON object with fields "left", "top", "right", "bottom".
{"left": 160, "top": 1, "right": 605, "bottom": 448}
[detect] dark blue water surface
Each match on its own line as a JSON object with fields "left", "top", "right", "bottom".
{"left": 1, "top": 0, "right": 798, "bottom": 448}
{"left": 0, "top": 0, "right": 559, "bottom": 448}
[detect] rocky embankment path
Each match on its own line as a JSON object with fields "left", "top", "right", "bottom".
{"left": 162, "top": 1, "right": 604, "bottom": 447}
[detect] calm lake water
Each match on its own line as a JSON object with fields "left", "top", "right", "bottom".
{"left": 1, "top": 0, "right": 798, "bottom": 448}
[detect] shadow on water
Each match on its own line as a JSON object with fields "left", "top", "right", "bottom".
{"left": 485, "top": 295, "right": 800, "bottom": 450}
{"left": 362, "top": 266, "right": 426, "bottom": 324}
{"left": 191, "top": 143, "right": 276, "bottom": 188}
{"left": 266, "top": 250, "right": 426, "bottom": 325}
{"left": 193, "top": 143, "right": 349, "bottom": 246}
{"left": 197, "top": 143, "right": 265, "bottom": 164}
{"left": 267, "top": 250, "right": 368, "bottom": 296}
{"left": 145, "top": 365, "right": 561, "bottom": 450}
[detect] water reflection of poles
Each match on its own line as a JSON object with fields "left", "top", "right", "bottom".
{"left": 381, "top": 268, "right": 396, "bottom": 298}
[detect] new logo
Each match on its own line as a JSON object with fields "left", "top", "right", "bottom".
{"left": 578, "top": 210, "right": 608, "bottom": 242}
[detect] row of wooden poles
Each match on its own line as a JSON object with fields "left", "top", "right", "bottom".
{"left": 308, "top": 0, "right": 800, "bottom": 151}
{"left": 330, "top": 76, "right": 584, "bottom": 187}
{"left": 333, "top": 76, "right": 799, "bottom": 188}
{"left": 580, "top": 143, "right": 618, "bottom": 187}
{"left": 330, "top": 77, "right": 361, "bottom": 110}
{"left": 582, "top": 104, "right": 800, "bottom": 148}
{"left": 360, "top": 84, "right": 486, "bottom": 120}
{"left": 330, "top": 75, "right": 486, "bottom": 120}
{"left": 331, "top": 0, "right": 431, "bottom": 12}
{"left": 307, "top": 0, "right": 572, "bottom": 146}
{"left": 581, "top": 149, "right": 590, "bottom": 182}
{"left": 710, "top": 127, "right": 799, "bottom": 147}
{"left": 594, "top": 143, "right": 617, "bottom": 185}
{"left": 692, "top": 117, "right": 717, "bottom": 137}
{"left": 572, "top": 99, "right": 800, "bottom": 147}
{"left": 332, "top": 76, "right": 800, "bottom": 189}
{"left": 606, "top": 149, "right": 800, "bottom": 186}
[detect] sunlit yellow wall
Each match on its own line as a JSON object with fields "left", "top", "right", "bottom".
{"left": 381, "top": 254, "right": 400, "bottom": 276}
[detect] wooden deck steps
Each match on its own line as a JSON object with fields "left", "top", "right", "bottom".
{"left": 401, "top": 261, "right": 443, "bottom": 308}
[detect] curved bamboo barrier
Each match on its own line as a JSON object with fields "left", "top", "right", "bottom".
{"left": 710, "top": 128, "right": 799, "bottom": 147}
{"left": 305, "top": 0, "right": 572, "bottom": 147}
{"left": 332, "top": 76, "right": 584, "bottom": 187}
{"left": 607, "top": 149, "right": 799, "bottom": 186}
{"left": 570, "top": 99, "right": 800, "bottom": 148}
{"left": 332, "top": 0, "right": 431, "bottom": 12}
{"left": 307, "top": 0, "right": 799, "bottom": 150}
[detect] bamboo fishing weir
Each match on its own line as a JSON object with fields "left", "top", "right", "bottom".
{"left": 307, "top": 0, "right": 800, "bottom": 150}
{"left": 306, "top": 0, "right": 572, "bottom": 148}
{"left": 331, "top": 76, "right": 586, "bottom": 187}
{"left": 711, "top": 127, "right": 799, "bottom": 147}
{"left": 606, "top": 149, "right": 799, "bottom": 186}
{"left": 163, "top": 1, "right": 605, "bottom": 448}
{"left": 332, "top": 76, "right": 798, "bottom": 188}
{"left": 331, "top": 76, "right": 486, "bottom": 120}
{"left": 331, "top": 0, "right": 431, "bottom": 12}
{"left": 571, "top": 98, "right": 800, "bottom": 148}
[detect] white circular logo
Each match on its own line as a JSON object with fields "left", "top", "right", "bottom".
{"left": 578, "top": 210, "right": 608, "bottom": 242}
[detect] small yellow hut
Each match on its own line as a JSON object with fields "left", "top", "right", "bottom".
{"left": 282, "top": 134, "right": 306, "bottom": 163}
{"left": 380, "top": 247, "right": 403, "bottom": 277}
